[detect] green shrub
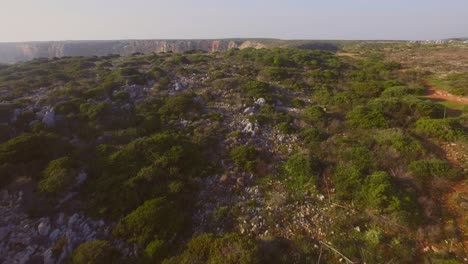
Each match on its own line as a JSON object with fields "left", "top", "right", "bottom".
{"left": 341, "top": 146, "right": 373, "bottom": 173}
{"left": 70, "top": 240, "right": 118, "bottom": 264}
{"left": 283, "top": 153, "right": 320, "bottom": 191}
{"left": 242, "top": 81, "right": 271, "bottom": 100}
{"left": 112, "top": 197, "right": 184, "bottom": 246}
{"left": 0, "top": 133, "right": 66, "bottom": 187}
{"left": 302, "top": 106, "right": 326, "bottom": 124}
{"left": 332, "top": 166, "right": 362, "bottom": 201}
{"left": 0, "top": 133, "right": 63, "bottom": 164}
{"left": 89, "top": 132, "right": 204, "bottom": 217}
{"left": 381, "top": 86, "right": 424, "bottom": 97}
{"left": 347, "top": 106, "right": 389, "bottom": 129}
{"left": 409, "top": 159, "right": 461, "bottom": 182}
{"left": 162, "top": 233, "right": 260, "bottom": 264}
{"left": 80, "top": 102, "right": 109, "bottom": 120}
{"left": 374, "top": 129, "right": 423, "bottom": 156}
{"left": 291, "top": 98, "right": 306, "bottom": 108}
{"left": 144, "top": 239, "right": 168, "bottom": 262}
{"left": 414, "top": 118, "right": 464, "bottom": 141}
{"left": 359, "top": 171, "right": 402, "bottom": 213}
{"left": 351, "top": 81, "right": 384, "bottom": 98}
{"left": 277, "top": 122, "right": 295, "bottom": 134}
{"left": 38, "top": 157, "right": 77, "bottom": 195}
{"left": 299, "top": 128, "right": 325, "bottom": 144}
{"left": 264, "top": 67, "right": 289, "bottom": 81}
{"left": 230, "top": 145, "right": 258, "bottom": 172}
{"left": 159, "top": 93, "right": 199, "bottom": 120}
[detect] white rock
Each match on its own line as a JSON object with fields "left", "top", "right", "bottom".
{"left": 68, "top": 214, "right": 80, "bottom": 227}
{"left": 76, "top": 171, "right": 88, "bottom": 186}
{"left": 42, "top": 108, "right": 56, "bottom": 127}
{"left": 49, "top": 229, "right": 60, "bottom": 241}
{"left": 243, "top": 107, "right": 255, "bottom": 114}
{"left": 242, "top": 121, "right": 258, "bottom": 136}
{"left": 255, "top": 98, "right": 266, "bottom": 106}
{"left": 174, "top": 82, "right": 186, "bottom": 91}
{"left": 38, "top": 219, "right": 51, "bottom": 236}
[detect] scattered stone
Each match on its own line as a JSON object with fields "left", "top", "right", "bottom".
{"left": 243, "top": 107, "right": 255, "bottom": 114}
{"left": 174, "top": 82, "right": 187, "bottom": 91}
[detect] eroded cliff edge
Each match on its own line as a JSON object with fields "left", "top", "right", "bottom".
{"left": 0, "top": 39, "right": 268, "bottom": 63}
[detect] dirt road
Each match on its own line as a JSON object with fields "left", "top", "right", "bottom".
{"left": 425, "top": 86, "right": 468, "bottom": 105}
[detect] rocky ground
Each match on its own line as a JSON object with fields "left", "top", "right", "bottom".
{"left": 0, "top": 189, "right": 109, "bottom": 264}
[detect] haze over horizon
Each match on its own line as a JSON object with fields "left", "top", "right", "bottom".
{"left": 1, "top": 0, "right": 468, "bottom": 42}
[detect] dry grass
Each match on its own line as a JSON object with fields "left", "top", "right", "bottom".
{"left": 385, "top": 45, "right": 468, "bottom": 73}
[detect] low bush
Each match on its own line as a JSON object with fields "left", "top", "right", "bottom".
{"left": 38, "top": 157, "right": 77, "bottom": 195}
{"left": 230, "top": 145, "right": 258, "bottom": 172}
{"left": 69, "top": 240, "right": 118, "bottom": 264}
{"left": 409, "top": 159, "right": 461, "bottom": 183}
{"left": 347, "top": 106, "right": 389, "bottom": 129}
{"left": 162, "top": 233, "right": 261, "bottom": 264}
{"left": 242, "top": 80, "right": 272, "bottom": 100}
{"left": 414, "top": 118, "right": 464, "bottom": 141}
{"left": 283, "top": 153, "right": 320, "bottom": 191}
{"left": 302, "top": 106, "right": 327, "bottom": 124}
{"left": 113, "top": 197, "right": 185, "bottom": 246}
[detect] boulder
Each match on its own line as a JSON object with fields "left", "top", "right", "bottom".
{"left": 174, "top": 82, "right": 187, "bottom": 91}
{"left": 242, "top": 121, "right": 259, "bottom": 136}
{"left": 255, "top": 98, "right": 266, "bottom": 106}
{"left": 42, "top": 108, "right": 56, "bottom": 127}
{"left": 38, "top": 218, "right": 50, "bottom": 236}
{"left": 49, "top": 229, "right": 60, "bottom": 241}
{"left": 68, "top": 214, "right": 80, "bottom": 227}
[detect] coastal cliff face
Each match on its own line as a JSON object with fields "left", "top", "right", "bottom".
{"left": 0, "top": 39, "right": 267, "bottom": 63}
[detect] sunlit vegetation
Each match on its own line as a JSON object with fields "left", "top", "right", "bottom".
{"left": 0, "top": 45, "right": 466, "bottom": 263}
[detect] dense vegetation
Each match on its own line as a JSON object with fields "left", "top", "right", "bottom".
{"left": 0, "top": 46, "right": 466, "bottom": 263}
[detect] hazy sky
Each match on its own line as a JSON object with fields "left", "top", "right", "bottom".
{"left": 1, "top": 0, "right": 467, "bottom": 42}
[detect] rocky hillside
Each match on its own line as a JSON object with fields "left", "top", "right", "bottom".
{"left": 0, "top": 47, "right": 466, "bottom": 263}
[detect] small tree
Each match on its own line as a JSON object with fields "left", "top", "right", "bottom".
{"left": 283, "top": 153, "right": 320, "bottom": 191}
{"left": 70, "top": 240, "right": 118, "bottom": 264}
{"left": 230, "top": 145, "right": 258, "bottom": 172}
{"left": 38, "top": 157, "right": 76, "bottom": 195}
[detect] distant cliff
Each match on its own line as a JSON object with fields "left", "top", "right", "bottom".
{"left": 0, "top": 39, "right": 346, "bottom": 64}
{"left": 0, "top": 39, "right": 270, "bottom": 64}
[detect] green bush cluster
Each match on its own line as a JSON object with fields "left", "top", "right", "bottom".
{"left": 163, "top": 233, "right": 261, "bottom": 264}
{"left": 242, "top": 80, "right": 271, "bottom": 100}
{"left": 414, "top": 118, "right": 464, "bottom": 141}
{"left": 230, "top": 145, "right": 258, "bottom": 172}
{"left": 113, "top": 197, "right": 184, "bottom": 246}
{"left": 38, "top": 156, "right": 77, "bottom": 195}
{"left": 158, "top": 93, "right": 199, "bottom": 120}
{"left": 69, "top": 240, "right": 118, "bottom": 264}
{"left": 283, "top": 153, "right": 320, "bottom": 191}
{"left": 409, "top": 159, "right": 461, "bottom": 183}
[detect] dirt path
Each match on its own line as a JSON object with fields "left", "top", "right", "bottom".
{"left": 425, "top": 86, "right": 468, "bottom": 105}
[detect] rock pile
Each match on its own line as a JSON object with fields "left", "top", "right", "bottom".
{"left": 0, "top": 190, "right": 110, "bottom": 264}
